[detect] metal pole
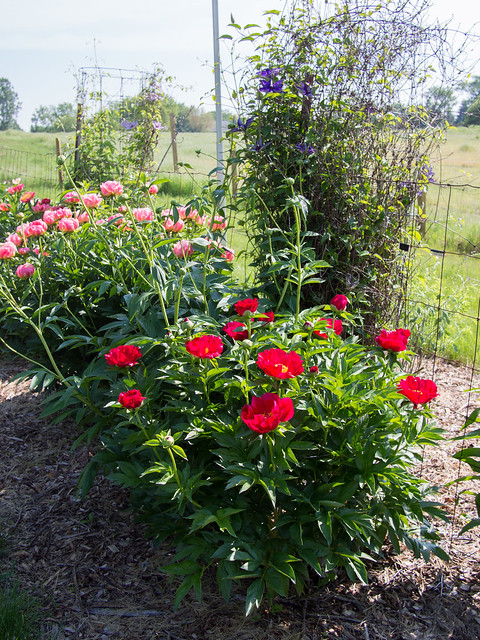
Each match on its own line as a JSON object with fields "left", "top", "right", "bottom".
{"left": 212, "top": 0, "right": 224, "bottom": 187}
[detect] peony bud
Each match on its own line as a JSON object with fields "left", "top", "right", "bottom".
{"left": 162, "top": 435, "right": 175, "bottom": 448}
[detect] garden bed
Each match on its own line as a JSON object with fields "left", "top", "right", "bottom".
{"left": 1, "top": 356, "right": 480, "bottom": 640}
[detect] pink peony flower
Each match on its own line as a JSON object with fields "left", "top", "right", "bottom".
{"left": 82, "top": 193, "right": 103, "bottom": 209}
{"left": 5, "top": 233, "right": 22, "bottom": 246}
{"left": 222, "top": 249, "right": 234, "bottom": 262}
{"left": 173, "top": 239, "right": 194, "bottom": 258}
{"left": 211, "top": 215, "right": 227, "bottom": 231}
{"left": 186, "top": 208, "right": 198, "bottom": 220}
{"left": 100, "top": 181, "right": 124, "bottom": 197}
{"left": 133, "top": 207, "right": 154, "bottom": 222}
{"left": 0, "top": 242, "right": 17, "bottom": 259}
{"left": 43, "top": 210, "right": 57, "bottom": 225}
{"left": 108, "top": 214, "right": 124, "bottom": 226}
{"left": 18, "top": 247, "right": 31, "bottom": 255}
{"left": 27, "top": 219, "right": 48, "bottom": 237}
{"left": 20, "top": 191, "right": 35, "bottom": 203}
{"left": 53, "top": 207, "right": 73, "bottom": 220}
{"left": 77, "top": 211, "right": 90, "bottom": 224}
{"left": 32, "top": 198, "right": 51, "bottom": 213}
{"left": 195, "top": 215, "right": 208, "bottom": 226}
{"left": 64, "top": 192, "right": 80, "bottom": 204}
{"left": 148, "top": 184, "right": 159, "bottom": 195}
{"left": 16, "top": 263, "right": 35, "bottom": 278}
{"left": 0, "top": 202, "right": 11, "bottom": 212}
{"left": 7, "top": 183, "right": 23, "bottom": 194}
{"left": 164, "top": 218, "right": 184, "bottom": 233}
{"left": 58, "top": 217, "right": 79, "bottom": 233}
{"left": 16, "top": 223, "right": 31, "bottom": 238}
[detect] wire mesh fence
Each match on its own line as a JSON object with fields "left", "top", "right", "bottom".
{"left": 0, "top": 146, "right": 59, "bottom": 196}
{"left": 403, "top": 181, "right": 480, "bottom": 374}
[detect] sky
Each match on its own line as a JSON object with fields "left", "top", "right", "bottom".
{"left": 2, "top": 0, "right": 480, "bottom": 131}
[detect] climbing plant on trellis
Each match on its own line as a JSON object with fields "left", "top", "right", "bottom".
{"left": 73, "top": 66, "right": 169, "bottom": 184}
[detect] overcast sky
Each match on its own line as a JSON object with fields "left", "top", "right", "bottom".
{"left": 2, "top": 0, "right": 480, "bottom": 130}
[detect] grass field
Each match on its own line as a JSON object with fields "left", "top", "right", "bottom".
{"left": 405, "top": 125, "right": 480, "bottom": 366}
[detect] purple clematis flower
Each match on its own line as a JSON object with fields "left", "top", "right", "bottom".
{"left": 297, "top": 81, "right": 313, "bottom": 97}
{"left": 231, "top": 117, "right": 254, "bottom": 132}
{"left": 121, "top": 119, "right": 138, "bottom": 130}
{"left": 259, "top": 79, "right": 284, "bottom": 94}
{"left": 250, "top": 138, "right": 271, "bottom": 152}
{"left": 259, "top": 68, "right": 280, "bottom": 79}
{"left": 420, "top": 163, "right": 435, "bottom": 183}
{"left": 295, "top": 143, "right": 315, "bottom": 155}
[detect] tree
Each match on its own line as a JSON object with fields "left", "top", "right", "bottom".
{"left": 425, "top": 86, "right": 456, "bottom": 124}
{"left": 30, "top": 102, "right": 76, "bottom": 132}
{"left": 0, "top": 78, "right": 21, "bottom": 130}
{"left": 456, "top": 76, "right": 480, "bottom": 125}
{"left": 465, "top": 95, "right": 480, "bottom": 125}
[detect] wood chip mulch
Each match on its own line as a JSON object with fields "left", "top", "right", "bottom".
{"left": 1, "top": 355, "right": 480, "bottom": 640}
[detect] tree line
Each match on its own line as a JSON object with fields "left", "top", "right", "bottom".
{"left": 0, "top": 77, "right": 219, "bottom": 134}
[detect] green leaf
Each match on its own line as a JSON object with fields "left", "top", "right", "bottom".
{"left": 172, "top": 445, "right": 188, "bottom": 460}
{"left": 162, "top": 560, "right": 200, "bottom": 576}
{"left": 459, "top": 519, "right": 480, "bottom": 535}
{"left": 173, "top": 573, "right": 200, "bottom": 610}
{"left": 245, "top": 578, "right": 265, "bottom": 616}
{"left": 264, "top": 567, "right": 289, "bottom": 597}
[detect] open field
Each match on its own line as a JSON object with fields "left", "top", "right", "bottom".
{"left": 407, "top": 126, "right": 480, "bottom": 366}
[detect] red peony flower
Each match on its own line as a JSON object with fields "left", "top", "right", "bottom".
{"left": 259, "top": 310, "right": 275, "bottom": 323}
{"left": 330, "top": 294, "right": 349, "bottom": 311}
{"left": 257, "top": 348, "right": 304, "bottom": 379}
{"left": 223, "top": 321, "right": 249, "bottom": 341}
{"left": 119, "top": 389, "right": 145, "bottom": 409}
{"left": 186, "top": 335, "right": 223, "bottom": 359}
{"left": 241, "top": 392, "right": 294, "bottom": 434}
{"left": 398, "top": 376, "right": 438, "bottom": 407}
{"left": 375, "top": 328, "right": 411, "bottom": 352}
{"left": 105, "top": 345, "right": 143, "bottom": 367}
{"left": 234, "top": 298, "right": 259, "bottom": 316}
{"left": 309, "top": 365, "right": 319, "bottom": 374}
{"left": 313, "top": 318, "right": 343, "bottom": 340}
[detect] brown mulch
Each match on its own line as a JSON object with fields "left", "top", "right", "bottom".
{"left": 1, "top": 356, "right": 480, "bottom": 640}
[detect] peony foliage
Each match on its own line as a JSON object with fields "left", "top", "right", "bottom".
{"left": 0, "top": 173, "right": 447, "bottom": 614}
